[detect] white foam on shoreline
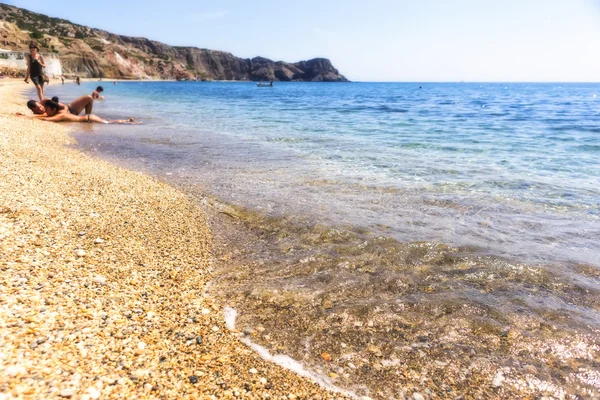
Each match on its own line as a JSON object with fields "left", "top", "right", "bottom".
{"left": 224, "top": 306, "right": 237, "bottom": 331}
{"left": 223, "top": 306, "right": 361, "bottom": 399}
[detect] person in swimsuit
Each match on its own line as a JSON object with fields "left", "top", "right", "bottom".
{"left": 18, "top": 99, "right": 139, "bottom": 124}
{"left": 24, "top": 41, "right": 46, "bottom": 102}
{"left": 24, "top": 95, "right": 95, "bottom": 116}
{"left": 41, "top": 100, "right": 138, "bottom": 123}
{"left": 92, "top": 86, "right": 104, "bottom": 100}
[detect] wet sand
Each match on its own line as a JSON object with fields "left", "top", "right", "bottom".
{"left": 0, "top": 80, "right": 348, "bottom": 399}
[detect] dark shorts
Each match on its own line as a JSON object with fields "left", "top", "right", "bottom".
{"left": 31, "top": 75, "right": 44, "bottom": 87}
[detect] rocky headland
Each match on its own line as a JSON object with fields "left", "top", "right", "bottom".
{"left": 0, "top": 4, "right": 348, "bottom": 82}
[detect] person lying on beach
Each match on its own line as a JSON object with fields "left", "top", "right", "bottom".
{"left": 92, "top": 86, "right": 105, "bottom": 100}
{"left": 25, "top": 95, "right": 94, "bottom": 116}
{"left": 17, "top": 99, "right": 140, "bottom": 124}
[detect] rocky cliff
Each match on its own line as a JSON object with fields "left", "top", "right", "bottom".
{"left": 0, "top": 4, "right": 348, "bottom": 82}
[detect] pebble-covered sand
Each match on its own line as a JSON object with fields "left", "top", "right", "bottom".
{"left": 0, "top": 80, "right": 349, "bottom": 399}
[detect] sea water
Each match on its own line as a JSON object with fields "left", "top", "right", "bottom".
{"left": 46, "top": 81, "right": 600, "bottom": 398}
{"left": 52, "top": 81, "right": 599, "bottom": 267}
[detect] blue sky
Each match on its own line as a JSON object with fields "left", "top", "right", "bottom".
{"left": 5, "top": 0, "right": 600, "bottom": 82}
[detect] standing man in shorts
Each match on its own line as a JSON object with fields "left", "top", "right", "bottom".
{"left": 24, "top": 41, "right": 46, "bottom": 102}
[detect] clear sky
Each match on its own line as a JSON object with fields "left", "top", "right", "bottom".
{"left": 5, "top": 0, "right": 600, "bottom": 82}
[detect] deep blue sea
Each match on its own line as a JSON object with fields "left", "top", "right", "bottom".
{"left": 50, "top": 81, "right": 599, "bottom": 268}
{"left": 42, "top": 81, "right": 600, "bottom": 398}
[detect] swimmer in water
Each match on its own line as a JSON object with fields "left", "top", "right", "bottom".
{"left": 92, "top": 86, "right": 105, "bottom": 100}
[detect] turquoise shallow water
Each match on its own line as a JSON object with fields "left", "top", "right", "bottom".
{"left": 51, "top": 81, "right": 599, "bottom": 268}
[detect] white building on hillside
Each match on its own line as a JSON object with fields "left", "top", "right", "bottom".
{"left": 0, "top": 49, "right": 63, "bottom": 77}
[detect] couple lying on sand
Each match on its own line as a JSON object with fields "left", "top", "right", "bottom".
{"left": 18, "top": 95, "right": 139, "bottom": 124}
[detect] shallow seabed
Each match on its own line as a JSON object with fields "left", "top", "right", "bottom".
{"left": 203, "top": 198, "right": 600, "bottom": 399}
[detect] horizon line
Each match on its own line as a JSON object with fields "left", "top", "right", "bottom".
{"left": 349, "top": 80, "right": 600, "bottom": 84}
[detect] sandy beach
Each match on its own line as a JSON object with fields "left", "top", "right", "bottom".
{"left": 0, "top": 80, "right": 347, "bottom": 399}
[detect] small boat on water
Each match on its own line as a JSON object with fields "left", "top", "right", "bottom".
{"left": 257, "top": 81, "right": 274, "bottom": 87}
